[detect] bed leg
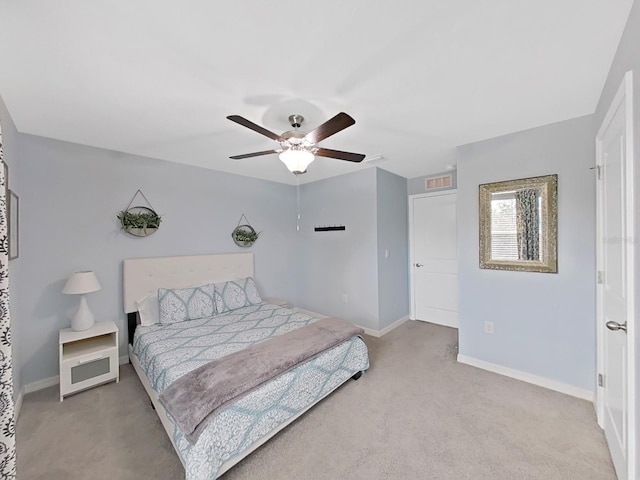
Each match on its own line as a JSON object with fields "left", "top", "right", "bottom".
{"left": 351, "top": 371, "right": 363, "bottom": 381}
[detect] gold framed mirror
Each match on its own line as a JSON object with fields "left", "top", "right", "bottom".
{"left": 479, "top": 174, "right": 557, "bottom": 273}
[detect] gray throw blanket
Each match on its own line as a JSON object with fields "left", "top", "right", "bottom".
{"left": 159, "top": 317, "right": 364, "bottom": 443}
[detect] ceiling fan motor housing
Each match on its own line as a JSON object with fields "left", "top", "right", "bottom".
{"left": 280, "top": 130, "right": 313, "bottom": 149}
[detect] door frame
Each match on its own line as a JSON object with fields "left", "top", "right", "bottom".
{"left": 408, "top": 189, "right": 457, "bottom": 321}
{"left": 595, "top": 69, "right": 636, "bottom": 479}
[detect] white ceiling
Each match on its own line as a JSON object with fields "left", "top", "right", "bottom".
{"left": 0, "top": 1, "right": 634, "bottom": 185}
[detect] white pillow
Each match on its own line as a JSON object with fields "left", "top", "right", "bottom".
{"left": 135, "top": 294, "right": 160, "bottom": 326}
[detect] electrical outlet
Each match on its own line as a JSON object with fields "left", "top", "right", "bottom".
{"left": 342, "top": 294, "right": 348, "bottom": 304}
{"left": 384, "top": 249, "right": 390, "bottom": 259}
{"left": 484, "top": 321, "right": 494, "bottom": 335}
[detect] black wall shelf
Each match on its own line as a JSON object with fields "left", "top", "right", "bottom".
{"left": 314, "top": 225, "right": 346, "bottom": 232}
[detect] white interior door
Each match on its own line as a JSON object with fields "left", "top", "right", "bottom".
{"left": 410, "top": 191, "right": 458, "bottom": 328}
{"left": 596, "top": 71, "right": 635, "bottom": 480}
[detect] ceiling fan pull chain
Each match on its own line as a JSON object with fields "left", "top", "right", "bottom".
{"left": 296, "top": 176, "right": 301, "bottom": 232}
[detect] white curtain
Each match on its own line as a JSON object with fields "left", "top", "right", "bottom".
{"left": 0, "top": 129, "right": 16, "bottom": 478}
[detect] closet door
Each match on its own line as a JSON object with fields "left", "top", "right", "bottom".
{"left": 410, "top": 191, "right": 458, "bottom": 328}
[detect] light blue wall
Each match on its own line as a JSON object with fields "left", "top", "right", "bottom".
{"left": 15, "top": 133, "right": 297, "bottom": 385}
{"left": 295, "top": 168, "right": 380, "bottom": 330}
{"left": 407, "top": 170, "right": 457, "bottom": 195}
{"left": 8, "top": 127, "right": 412, "bottom": 388}
{"left": 0, "top": 95, "right": 22, "bottom": 398}
{"left": 376, "top": 168, "right": 409, "bottom": 329}
{"left": 457, "top": 114, "right": 595, "bottom": 391}
{"left": 594, "top": 1, "right": 640, "bottom": 472}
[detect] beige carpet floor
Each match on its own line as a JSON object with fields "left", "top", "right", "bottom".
{"left": 17, "top": 320, "right": 615, "bottom": 480}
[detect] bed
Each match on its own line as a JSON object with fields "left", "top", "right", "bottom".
{"left": 123, "top": 253, "right": 370, "bottom": 479}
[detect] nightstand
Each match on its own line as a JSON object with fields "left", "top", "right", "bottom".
{"left": 59, "top": 320, "right": 119, "bottom": 401}
{"left": 265, "top": 297, "right": 289, "bottom": 308}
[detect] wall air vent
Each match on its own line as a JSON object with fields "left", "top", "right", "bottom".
{"left": 425, "top": 174, "right": 452, "bottom": 190}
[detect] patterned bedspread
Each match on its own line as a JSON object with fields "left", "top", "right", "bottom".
{"left": 132, "top": 303, "right": 370, "bottom": 480}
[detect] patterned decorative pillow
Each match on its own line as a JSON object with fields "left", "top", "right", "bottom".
{"left": 158, "top": 283, "right": 216, "bottom": 324}
{"left": 214, "top": 277, "right": 263, "bottom": 313}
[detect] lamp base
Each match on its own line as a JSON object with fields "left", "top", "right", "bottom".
{"left": 72, "top": 295, "right": 96, "bottom": 331}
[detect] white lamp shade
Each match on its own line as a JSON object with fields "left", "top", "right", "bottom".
{"left": 279, "top": 149, "right": 315, "bottom": 174}
{"left": 63, "top": 271, "right": 102, "bottom": 295}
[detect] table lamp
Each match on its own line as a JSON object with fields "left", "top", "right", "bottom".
{"left": 63, "top": 270, "right": 102, "bottom": 331}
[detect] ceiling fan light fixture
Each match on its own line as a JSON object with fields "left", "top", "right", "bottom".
{"left": 227, "top": 112, "right": 364, "bottom": 171}
{"left": 279, "top": 148, "right": 315, "bottom": 174}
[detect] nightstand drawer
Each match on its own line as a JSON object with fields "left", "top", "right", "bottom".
{"left": 60, "top": 347, "right": 118, "bottom": 397}
{"left": 72, "top": 356, "right": 110, "bottom": 383}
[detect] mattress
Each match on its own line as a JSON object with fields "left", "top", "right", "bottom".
{"left": 133, "top": 303, "right": 369, "bottom": 480}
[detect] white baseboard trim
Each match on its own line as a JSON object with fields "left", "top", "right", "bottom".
{"left": 293, "top": 308, "right": 408, "bottom": 338}
{"left": 14, "top": 387, "right": 24, "bottom": 420}
{"left": 22, "top": 356, "right": 131, "bottom": 396}
{"left": 457, "top": 354, "right": 594, "bottom": 401}
{"left": 356, "top": 316, "right": 410, "bottom": 338}
{"left": 24, "top": 375, "right": 59, "bottom": 394}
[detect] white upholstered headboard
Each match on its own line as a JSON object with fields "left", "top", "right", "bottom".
{"left": 123, "top": 253, "right": 254, "bottom": 313}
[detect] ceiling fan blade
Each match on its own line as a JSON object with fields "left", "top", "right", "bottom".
{"left": 315, "top": 148, "right": 366, "bottom": 163}
{"left": 227, "top": 115, "right": 284, "bottom": 142}
{"left": 304, "top": 112, "right": 355, "bottom": 144}
{"left": 229, "top": 149, "right": 280, "bottom": 160}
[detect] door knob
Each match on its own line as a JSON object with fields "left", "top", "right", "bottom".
{"left": 606, "top": 321, "right": 627, "bottom": 333}
{"left": 415, "top": 263, "right": 424, "bottom": 267}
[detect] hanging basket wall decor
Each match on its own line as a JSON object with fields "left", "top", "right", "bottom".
{"left": 117, "top": 190, "right": 162, "bottom": 238}
{"left": 231, "top": 214, "right": 260, "bottom": 247}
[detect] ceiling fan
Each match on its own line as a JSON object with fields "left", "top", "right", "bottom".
{"left": 227, "top": 112, "right": 366, "bottom": 175}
